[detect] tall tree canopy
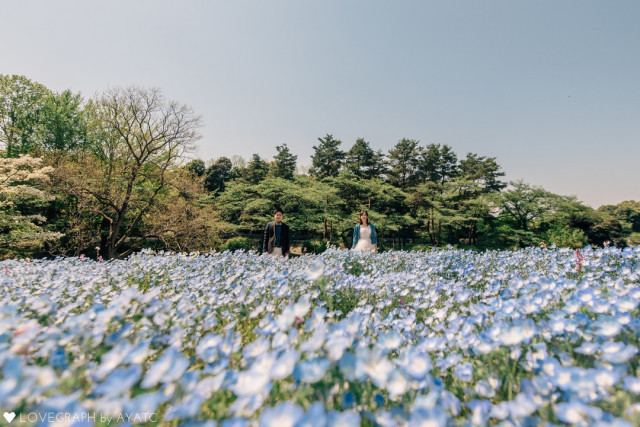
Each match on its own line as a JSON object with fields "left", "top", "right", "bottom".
{"left": 40, "top": 90, "right": 89, "bottom": 153}
{"left": 387, "top": 138, "right": 422, "bottom": 189}
{"left": 419, "top": 143, "right": 458, "bottom": 185}
{"left": 243, "top": 153, "right": 270, "bottom": 184}
{"left": 310, "top": 134, "right": 345, "bottom": 179}
{"left": 344, "top": 138, "right": 386, "bottom": 180}
{"left": 458, "top": 153, "right": 506, "bottom": 193}
{"left": 185, "top": 159, "right": 205, "bottom": 177}
{"left": 204, "top": 157, "right": 233, "bottom": 193}
{"left": 0, "top": 75, "right": 51, "bottom": 157}
{"left": 270, "top": 144, "right": 297, "bottom": 180}
{"left": 54, "top": 86, "right": 202, "bottom": 259}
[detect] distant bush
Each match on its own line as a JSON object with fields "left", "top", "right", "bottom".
{"left": 403, "top": 244, "right": 433, "bottom": 252}
{"left": 301, "top": 239, "right": 327, "bottom": 254}
{"left": 222, "top": 237, "right": 258, "bottom": 252}
{"left": 545, "top": 227, "right": 588, "bottom": 249}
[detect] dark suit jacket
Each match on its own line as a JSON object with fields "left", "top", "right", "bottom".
{"left": 262, "top": 221, "right": 290, "bottom": 255}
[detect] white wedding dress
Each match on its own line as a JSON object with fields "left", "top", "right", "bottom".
{"left": 353, "top": 225, "right": 376, "bottom": 252}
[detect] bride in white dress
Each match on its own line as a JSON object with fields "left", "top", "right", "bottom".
{"left": 352, "top": 210, "right": 378, "bottom": 253}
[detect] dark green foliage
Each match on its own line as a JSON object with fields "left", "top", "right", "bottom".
{"left": 599, "top": 201, "right": 640, "bottom": 245}
{"left": 1, "top": 75, "right": 51, "bottom": 157}
{"left": 387, "top": 138, "right": 422, "bottom": 189}
{"left": 458, "top": 152, "right": 506, "bottom": 193}
{"left": 419, "top": 143, "right": 458, "bottom": 185}
{"left": 344, "top": 138, "right": 386, "bottom": 180}
{"left": 2, "top": 74, "right": 637, "bottom": 257}
{"left": 270, "top": 144, "right": 297, "bottom": 180}
{"left": 309, "top": 134, "right": 345, "bottom": 178}
{"left": 221, "top": 236, "right": 258, "bottom": 252}
{"left": 301, "top": 239, "right": 327, "bottom": 254}
{"left": 1, "top": 75, "right": 91, "bottom": 158}
{"left": 40, "top": 90, "right": 89, "bottom": 154}
{"left": 185, "top": 159, "right": 206, "bottom": 177}
{"left": 204, "top": 157, "right": 233, "bottom": 192}
{"left": 243, "top": 154, "right": 270, "bottom": 184}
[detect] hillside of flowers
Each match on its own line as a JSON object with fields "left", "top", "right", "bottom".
{"left": 1, "top": 246, "right": 639, "bottom": 426}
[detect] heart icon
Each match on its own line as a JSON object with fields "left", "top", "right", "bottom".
{"left": 3, "top": 412, "right": 16, "bottom": 423}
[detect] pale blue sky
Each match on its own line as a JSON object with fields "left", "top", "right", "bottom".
{"left": 2, "top": 1, "right": 638, "bottom": 207}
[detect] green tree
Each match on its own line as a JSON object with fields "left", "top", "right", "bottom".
{"left": 498, "top": 181, "right": 560, "bottom": 233}
{"left": 140, "top": 168, "right": 216, "bottom": 252}
{"left": 0, "top": 75, "right": 51, "bottom": 157}
{"left": 309, "top": 134, "right": 345, "bottom": 178}
{"left": 599, "top": 200, "right": 640, "bottom": 235}
{"left": 53, "top": 86, "right": 202, "bottom": 259}
{"left": 545, "top": 226, "right": 589, "bottom": 249}
{"left": 387, "top": 138, "right": 422, "bottom": 189}
{"left": 458, "top": 152, "right": 506, "bottom": 193}
{"left": 344, "top": 138, "right": 386, "bottom": 180}
{"left": 40, "top": 90, "right": 89, "bottom": 154}
{"left": 548, "top": 199, "right": 625, "bottom": 247}
{"left": 440, "top": 178, "right": 493, "bottom": 246}
{"left": 327, "top": 172, "right": 411, "bottom": 248}
{"left": 204, "top": 157, "right": 233, "bottom": 192}
{"left": 492, "top": 180, "right": 569, "bottom": 247}
{"left": 185, "top": 159, "right": 205, "bottom": 177}
{"left": 408, "top": 178, "right": 490, "bottom": 247}
{"left": 419, "top": 143, "right": 458, "bottom": 185}
{"left": 243, "top": 153, "right": 269, "bottom": 184}
{"left": 216, "top": 176, "right": 335, "bottom": 239}
{"left": 270, "top": 144, "right": 297, "bottom": 180}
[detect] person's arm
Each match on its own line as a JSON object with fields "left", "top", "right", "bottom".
{"left": 283, "top": 224, "right": 290, "bottom": 257}
{"left": 371, "top": 224, "right": 378, "bottom": 252}
{"left": 352, "top": 224, "right": 359, "bottom": 249}
{"left": 262, "top": 222, "right": 270, "bottom": 254}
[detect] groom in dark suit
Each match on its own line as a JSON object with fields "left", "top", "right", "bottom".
{"left": 262, "top": 208, "right": 290, "bottom": 257}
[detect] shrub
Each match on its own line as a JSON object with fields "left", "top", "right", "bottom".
{"left": 301, "top": 239, "right": 327, "bottom": 254}
{"left": 545, "top": 227, "right": 588, "bottom": 249}
{"left": 222, "top": 236, "right": 258, "bottom": 252}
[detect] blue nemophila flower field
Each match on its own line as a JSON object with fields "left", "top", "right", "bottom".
{"left": 1, "top": 246, "right": 639, "bottom": 426}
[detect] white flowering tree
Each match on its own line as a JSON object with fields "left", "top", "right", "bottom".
{"left": 0, "top": 155, "right": 61, "bottom": 258}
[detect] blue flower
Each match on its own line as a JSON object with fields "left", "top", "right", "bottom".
{"left": 259, "top": 401, "right": 304, "bottom": 427}
{"left": 298, "top": 402, "right": 326, "bottom": 427}
{"left": 341, "top": 391, "right": 355, "bottom": 409}
{"left": 453, "top": 362, "right": 473, "bottom": 382}
{"left": 293, "top": 358, "right": 331, "bottom": 383}
{"left": 326, "top": 410, "right": 360, "bottom": 427}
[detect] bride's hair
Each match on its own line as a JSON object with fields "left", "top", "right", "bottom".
{"left": 359, "top": 210, "right": 369, "bottom": 225}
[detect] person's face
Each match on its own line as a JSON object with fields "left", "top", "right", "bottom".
{"left": 274, "top": 212, "right": 283, "bottom": 223}
{"left": 360, "top": 212, "right": 368, "bottom": 222}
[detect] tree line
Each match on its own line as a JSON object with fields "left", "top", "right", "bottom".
{"left": 1, "top": 74, "right": 638, "bottom": 260}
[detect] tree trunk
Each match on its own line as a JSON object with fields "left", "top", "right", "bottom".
{"left": 469, "top": 220, "right": 476, "bottom": 245}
